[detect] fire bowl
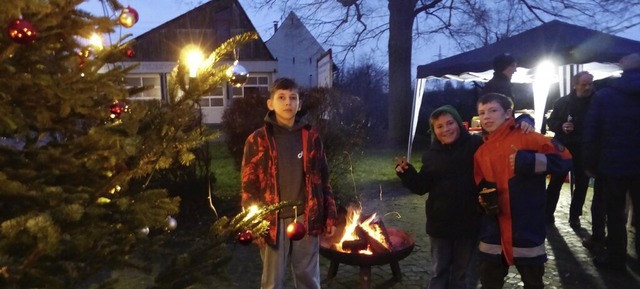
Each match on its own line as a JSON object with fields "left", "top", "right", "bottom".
{"left": 319, "top": 227, "right": 415, "bottom": 267}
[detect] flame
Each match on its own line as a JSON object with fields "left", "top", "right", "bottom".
{"left": 334, "top": 206, "right": 390, "bottom": 255}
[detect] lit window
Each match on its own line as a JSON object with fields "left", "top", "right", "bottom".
{"left": 125, "top": 74, "right": 161, "bottom": 100}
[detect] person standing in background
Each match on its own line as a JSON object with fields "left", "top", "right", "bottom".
{"left": 545, "top": 71, "right": 605, "bottom": 246}
{"left": 482, "top": 53, "right": 534, "bottom": 127}
{"left": 483, "top": 53, "right": 518, "bottom": 100}
{"left": 583, "top": 53, "right": 640, "bottom": 270}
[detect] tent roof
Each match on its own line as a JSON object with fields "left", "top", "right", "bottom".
{"left": 417, "top": 20, "right": 640, "bottom": 80}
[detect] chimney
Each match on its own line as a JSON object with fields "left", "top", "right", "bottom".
{"left": 273, "top": 21, "right": 278, "bottom": 32}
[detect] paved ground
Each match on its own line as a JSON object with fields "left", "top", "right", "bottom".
{"left": 98, "top": 180, "right": 638, "bottom": 288}
{"left": 222, "top": 181, "right": 639, "bottom": 289}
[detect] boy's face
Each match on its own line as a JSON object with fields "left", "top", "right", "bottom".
{"left": 478, "top": 101, "right": 512, "bottom": 133}
{"left": 432, "top": 113, "right": 460, "bottom": 144}
{"left": 267, "top": 88, "right": 300, "bottom": 127}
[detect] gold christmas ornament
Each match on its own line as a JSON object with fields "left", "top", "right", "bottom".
{"left": 118, "top": 6, "right": 139, "bottom": 28}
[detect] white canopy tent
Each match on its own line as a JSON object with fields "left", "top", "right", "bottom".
{"left": 409, "top": 20, "right": 640, "bottom": 159}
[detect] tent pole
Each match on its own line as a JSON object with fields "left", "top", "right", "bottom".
{"left": 408, "top": 78, "right": 427, "bottom": 160}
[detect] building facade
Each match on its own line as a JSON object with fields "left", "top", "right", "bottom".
{"left": 266, "top": 12, "right": 326, "bottom": 88}
{"left": 125, "top": 0, "right": 277, "bottom": 124}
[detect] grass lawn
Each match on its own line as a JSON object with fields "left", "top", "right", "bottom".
{"left": 209, "top": 141, "right": 242, "bottom": 198}
{"left": 209, "top": 141, "right": 423, "bottom": 200}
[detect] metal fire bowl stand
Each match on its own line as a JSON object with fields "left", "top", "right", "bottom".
{"left": 319, "top": 228, "right": 415, "bottom": 289}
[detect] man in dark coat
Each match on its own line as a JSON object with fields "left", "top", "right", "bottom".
{"left": 482, "top": 53, "right": 518, "bottom": 100}
{"left": 584, "top": 53, "right": 640, "bottom": 270}
{"left": 545, "top": 71, "right": 604, "bottom": 237}
{"left": 482, "top": 53, "right": 534, "bottom": 127}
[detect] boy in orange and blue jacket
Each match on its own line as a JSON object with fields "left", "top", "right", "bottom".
{"left": 474, "top": 93, "right": 572, "bottom": 289}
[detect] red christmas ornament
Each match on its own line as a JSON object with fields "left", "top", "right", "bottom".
{"left": 78, "top": 50, "right": 90, "bottom": 68}
{"left": 110, "top": 101, "right": 128, "bottom": 119}
{"left": 236, "top": 230, "right": 253, "bottom": 245}
{"left": 78, "top": 55, "right": 86, "bottom": 68}
{"left": 7, "top": 19, "right": 37, "bottom": 44}
{"left": 286, "top": 206, "right": 307, "bottom": 241}
{"left": 118, "top": 6, "right": 139, "bottom": 28}
{"left": 124, "top": 46, "right": 135, "bottom": 58}
{"left": 286, "top": 221, "right": 307, "bottom": 241}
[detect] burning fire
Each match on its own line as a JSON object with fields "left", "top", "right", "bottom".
{"left": 334, "top": 206, "right": 391, "bottom": 255}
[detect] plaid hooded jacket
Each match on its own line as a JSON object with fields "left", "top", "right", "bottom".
{"left": 241, "top": 119, "right": 337, "bottom": 247}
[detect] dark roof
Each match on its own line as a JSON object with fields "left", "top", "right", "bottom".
{"left": 130, "top": 0, "right": 274, "bottom": 62}
{"left": 417, "top": 20, "right": 640, "bottom": 78}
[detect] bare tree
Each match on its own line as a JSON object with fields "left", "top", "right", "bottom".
{"left": 242, "top": 0, "right": 640, "bottom": 145}
{"left": 335, "top": 57, "right": 389, "bottom": 143}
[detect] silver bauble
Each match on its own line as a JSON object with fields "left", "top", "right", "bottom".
{"left": 226, "top": 62, "right": 248, "bottom": 87}
{"left": 138, "top": 227, "right": 150, "bottom": 237}
{"left": 165, "top": 216, "right": 178, "bottom": 231}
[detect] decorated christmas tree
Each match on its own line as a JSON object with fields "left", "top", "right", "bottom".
{"left": 0, "top": 1, "right": 274, "bottom": 288}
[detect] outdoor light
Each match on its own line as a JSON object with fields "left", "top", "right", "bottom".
{"left": 532, "top": 60, "right": 555, "bottom": 132}
{"left": 243, "top": 205, "right": 260, "bottom": 221}
{"left": 89, "top": 33, "right": 103, "bottom": 51}
{"left": 184, "top": 47, "right": 204, "bottom": 78}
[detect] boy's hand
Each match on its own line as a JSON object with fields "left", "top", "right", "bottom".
{"left": 395, "top": 156, "right": 410, "bottom": 173}
{"left": 478, "top": 195, "right": 486, "bottom": 207}
{"left": 325, "top": 225, "right": 336, "bottom": 237}
{"left": 254, "top": 237, "right": 266, "bottom": 249}
{"left": 516, "top": 121, "right": 535, "bottom": 133}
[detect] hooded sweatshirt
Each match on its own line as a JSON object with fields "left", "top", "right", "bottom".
{"left": 266, "top": 112, "right": 306, "bottom": 218}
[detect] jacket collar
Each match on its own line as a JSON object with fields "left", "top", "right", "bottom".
{"left": 483, "top": 118, "right": 516, "bottom": 142}
{"left": 431, "top": 130, "right": 470, "bottom": 150}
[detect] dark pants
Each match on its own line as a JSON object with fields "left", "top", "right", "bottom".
{"left": 428, "top": 236, "right": 476, "bottom": 289}
{"left": 479, "top": 259, "right": 545, "bottom": 289}
{"left": 546, "top": 169, "right": 590, "bottom": 221}
{"left": 603, "top": 175, "right": 640, "bottom": 264}
{"left": 590, "top": 179, "right": 607, "bottom": 241}
{"left": 545, "top": 172, "right": 564, "bottom": 220}
{"left": 546, "top": 143, "right": 590, "bottom": 221}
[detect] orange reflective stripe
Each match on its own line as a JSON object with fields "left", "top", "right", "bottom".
{"left": 302, "top": 129, "right": 308, "bottom": 171}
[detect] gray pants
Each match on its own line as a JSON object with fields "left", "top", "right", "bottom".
{"left": 260, "top": 216, "right": 320, "bottom": 289}
{"left": 428, "top": 236, "right": 476, "bottom": 289}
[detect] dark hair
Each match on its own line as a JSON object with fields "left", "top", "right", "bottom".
{"left": 492, "top": 53, "right": 516, "bottom": 73}
{"left": 571, "top": 71, "right": 593, "bottom": 87}
{"left": 478, "top": 93, "right": 513, "bottom": 112}
{"left": 270, "top": 78, "right": 298, "bottom": 98}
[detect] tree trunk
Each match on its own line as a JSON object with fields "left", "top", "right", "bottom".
{"left": 387, "top": 0, "right": 417, "bottom": 147}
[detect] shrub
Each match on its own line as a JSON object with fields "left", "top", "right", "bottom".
{"left": 220, "top": 94, "right": 269, "bottom": 168}
{"left": 301, "top": 87, "right": 367, "bottom": 206}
